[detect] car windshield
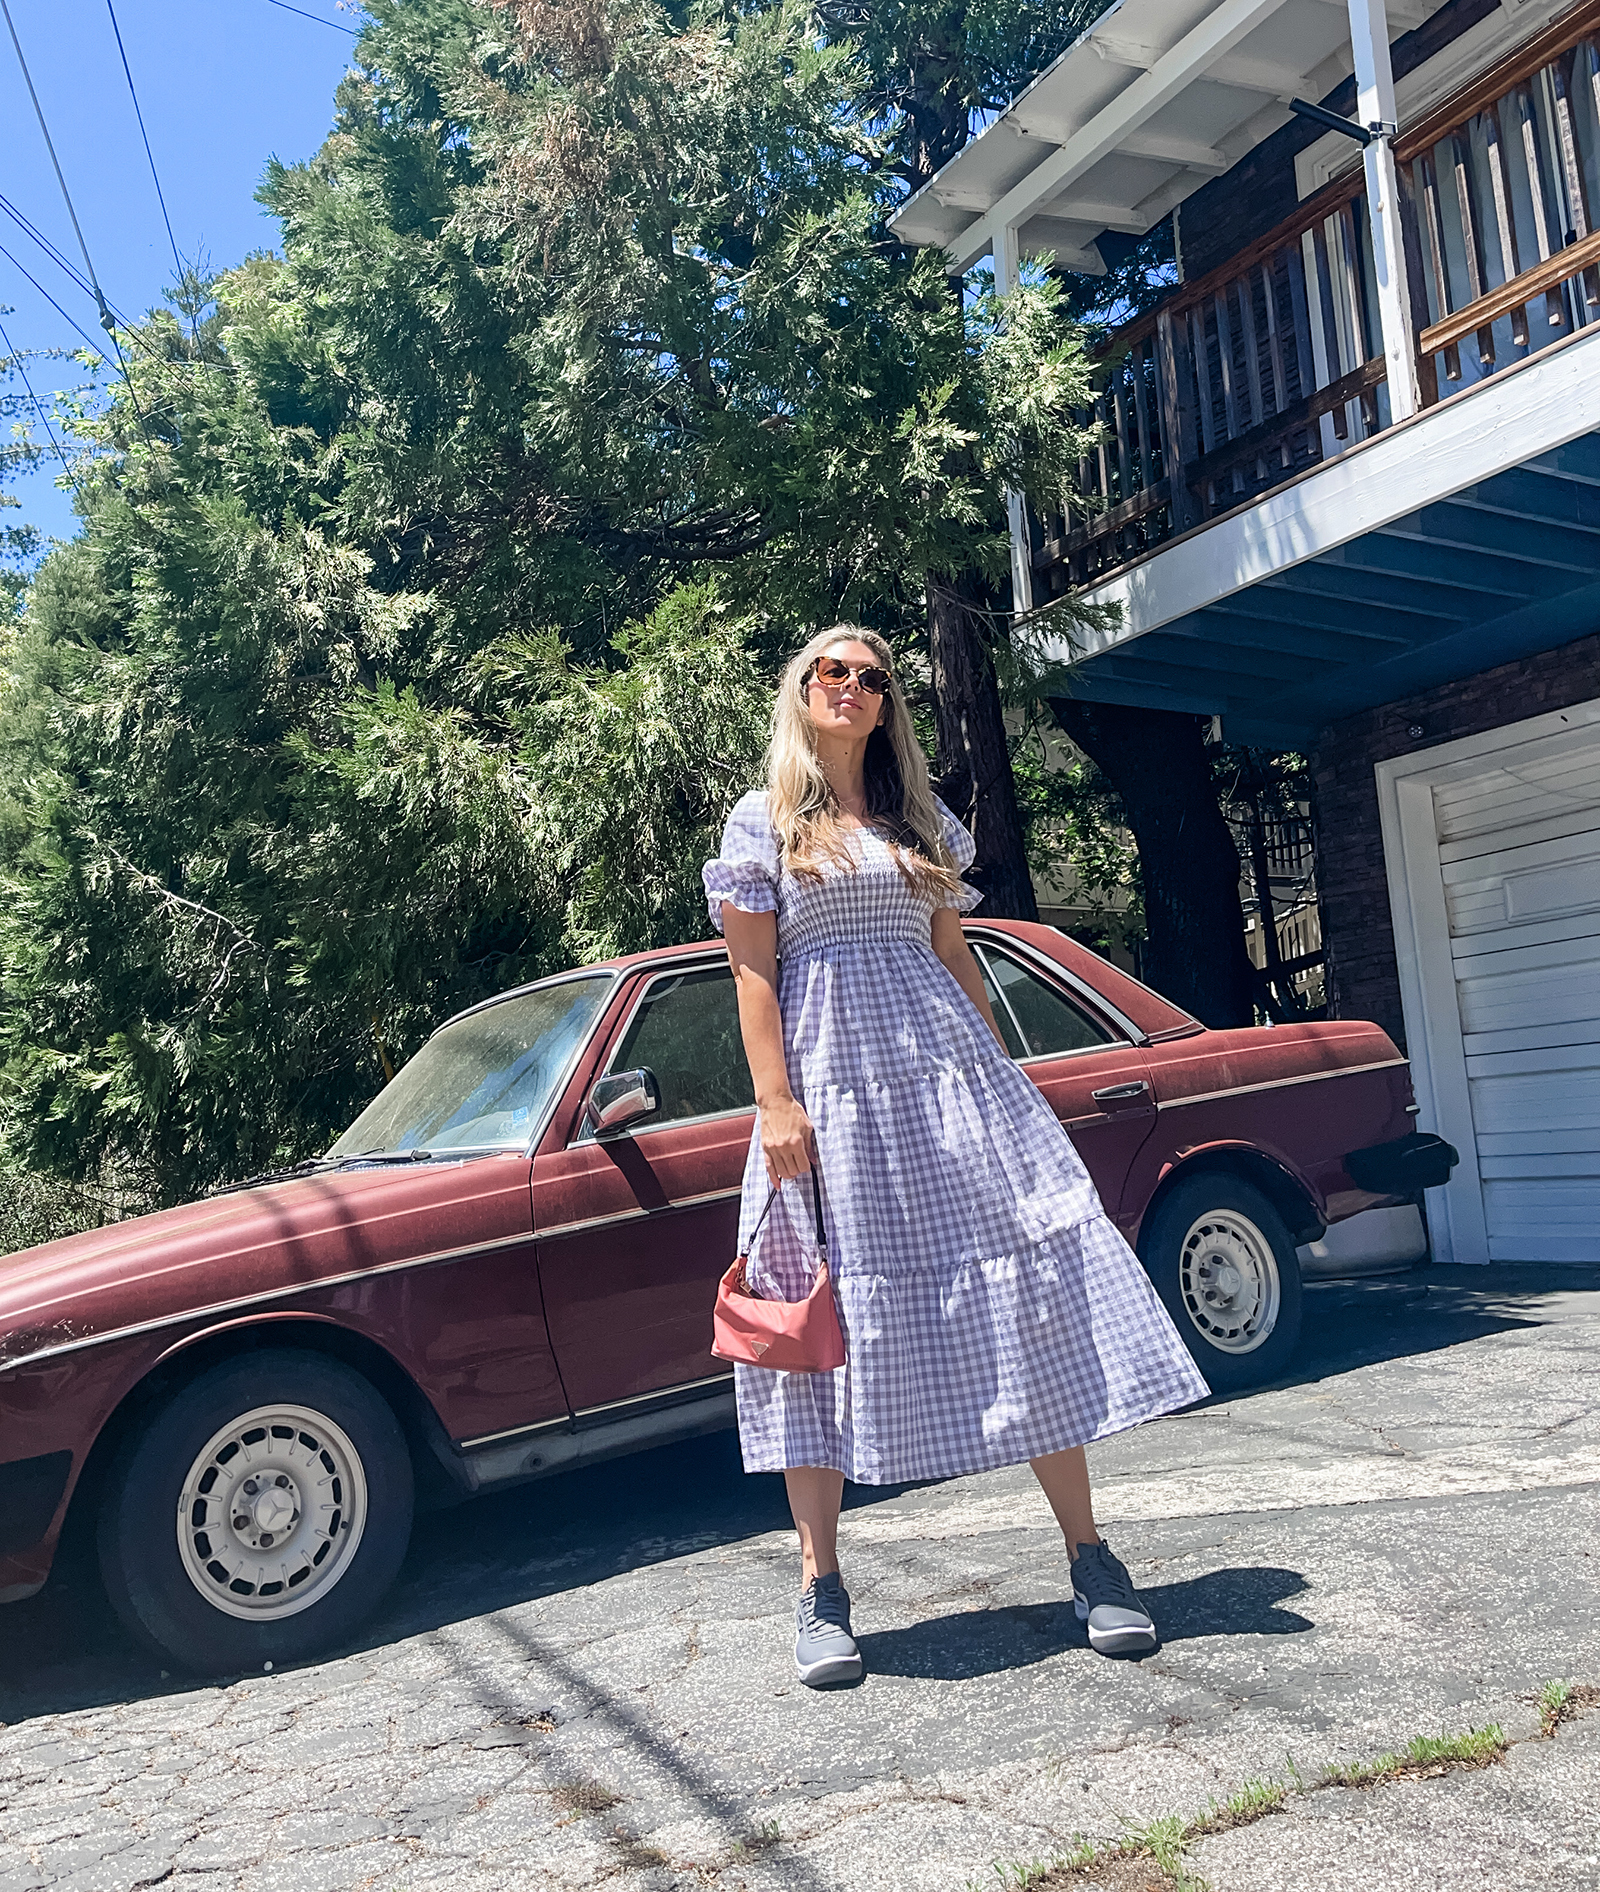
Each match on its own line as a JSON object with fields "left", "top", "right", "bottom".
{"left": 327, "top": 976, "right": 614, "bottom": 1158}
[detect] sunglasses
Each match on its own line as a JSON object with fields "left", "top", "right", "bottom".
{"left": 809, "top": 656, "right": 892, "bottom": 696}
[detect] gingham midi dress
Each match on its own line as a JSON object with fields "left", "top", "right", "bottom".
{"left": 704, "top": 791, "right": 1208, "bottom": 1485}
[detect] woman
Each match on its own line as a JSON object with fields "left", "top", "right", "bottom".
{"left": 704, "top": 625, "right": 1207, "bottom": 1688}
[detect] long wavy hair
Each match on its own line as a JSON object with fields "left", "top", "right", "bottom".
{"left": 766, "top": 624, "right": 965, "bottom": 897}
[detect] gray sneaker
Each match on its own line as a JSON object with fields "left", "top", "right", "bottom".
{"left": 794, "top": 1572, "right": 864, "bottom": 1687}
{"left": 1070, "top": 1540, "right": 1158, "bottom": 1655}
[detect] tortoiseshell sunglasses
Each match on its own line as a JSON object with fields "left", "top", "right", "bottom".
{"left": 808, "top": 656, "right": 891, "bottom": 696}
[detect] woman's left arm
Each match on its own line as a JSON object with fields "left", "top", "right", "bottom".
{"left": 930, "top": 909, "right": 1009, "bottom": 1052}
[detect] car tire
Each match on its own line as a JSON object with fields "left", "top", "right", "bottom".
{"left": 98, "top": 1347, "right": 414, "bottom": 1674}
{"left": 1139, "top": 1173, "right": 1304, "bottom": 1393}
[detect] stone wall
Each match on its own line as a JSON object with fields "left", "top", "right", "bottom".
{"left": 1312, "top": 630, "right": 1600, "bottom": 1050}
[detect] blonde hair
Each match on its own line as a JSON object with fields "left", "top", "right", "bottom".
{"left": 766, "top": 624, "right": 965, "bottom": 897}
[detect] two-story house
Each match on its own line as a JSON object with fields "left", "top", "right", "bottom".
{"left": 892, "top": 0, "right": 1600, "bottom": 1267}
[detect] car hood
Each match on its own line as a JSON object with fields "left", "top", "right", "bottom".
{"left": 0, "top": 1155, "right": 533, "bottom": 1366}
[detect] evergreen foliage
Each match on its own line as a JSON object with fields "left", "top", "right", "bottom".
{"left": 812, "top": 0, "right": 1107, "bottom": 188}
{"left": 1, "top": 334, "right": 45, "bottom": 622}
{"left": 0, "top": 0, "right": 1100, "bottom": 1210}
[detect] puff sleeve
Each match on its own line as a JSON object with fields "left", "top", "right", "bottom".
{"left": 703, "top": 790, "right": 781, "bottom": 934}
{"left": 934, "top": 797, "right": 983, "bottom": 912}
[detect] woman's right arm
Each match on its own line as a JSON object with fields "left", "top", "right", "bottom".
{"left": 723, "top": 905, "right": 815, "bottom": 1184}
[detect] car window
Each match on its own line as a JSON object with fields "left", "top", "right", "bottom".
{"left": 329, "top": 976, "right": 614, "bottom": 1156}
{"left": 606, "top": 965, "right": 755, "bottom": 1126}
{"left": 977, "top": 946, "right": 1116, "bottom": 1058}
{"left": 976, "top": 956, "right": 1027, "bottom": 1058}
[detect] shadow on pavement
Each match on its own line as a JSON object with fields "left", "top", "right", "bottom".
{"left": 859, "top": 1566, "right": 1313, "bottom": 1679}
{"left": 0, "top": 1430, "right": 904, "bottom": 1723}
{"left": 2, "top": 1264, "right": 1591, "bottom": 1724}
{"left": 1250, "top": 1263, "right": 1596, "bottom": 1396}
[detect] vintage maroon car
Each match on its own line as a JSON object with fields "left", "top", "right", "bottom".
{"left": 0, "top": 922, "right": 1444, "bottom": 1671}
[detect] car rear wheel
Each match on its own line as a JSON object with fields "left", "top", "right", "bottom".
{"left": 99, "top": 1348, "right": 413, "bottom": 1674}
{"left": 1139, "top": 1174, "right": 1304, "bottom": 1392}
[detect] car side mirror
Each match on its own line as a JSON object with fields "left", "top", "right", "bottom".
{"left": 586, "top": 1068, "right": 661, "bottom": 1139}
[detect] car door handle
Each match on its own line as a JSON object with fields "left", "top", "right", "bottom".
{"left": 1090, "top": 1081, "right": 1151, "bottom": 1104}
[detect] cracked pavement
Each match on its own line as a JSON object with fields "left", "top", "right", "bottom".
{"left": 1, "top": 1262, "right": 1597, "bottom": 1891}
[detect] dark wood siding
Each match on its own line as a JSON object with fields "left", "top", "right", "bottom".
{"left": 1176, "top": 0, "right": 1501, "bottom": 280}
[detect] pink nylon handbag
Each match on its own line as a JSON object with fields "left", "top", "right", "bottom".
{"left": 711, "top": 1168, "right": 846, "bottom": 1373}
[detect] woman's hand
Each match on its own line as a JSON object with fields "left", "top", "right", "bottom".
{"left": 759, "top": 1092, "right": 816, "bottom": 1184}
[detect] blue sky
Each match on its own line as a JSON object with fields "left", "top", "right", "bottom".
{"left": 1, "top": 0, "right": 362, "bottom": 547}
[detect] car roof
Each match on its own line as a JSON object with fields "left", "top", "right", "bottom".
{"left": 438, "top": 924, "right": 1199, "bottom": 1041}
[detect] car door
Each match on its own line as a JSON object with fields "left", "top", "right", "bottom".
{"left": 967, "top": 935, "right": 1159, "bottom": 1232}
{"left": 532, "top": 958, "right": 755, "bottom": 1414}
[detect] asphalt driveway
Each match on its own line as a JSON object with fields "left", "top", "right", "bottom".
{"left": 1, "top": 1262, "right": 1597, "bottom": 1891}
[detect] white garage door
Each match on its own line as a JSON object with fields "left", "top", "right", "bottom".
{"left": 1434, "top": 730, "right": 1600, "bottom": 1263}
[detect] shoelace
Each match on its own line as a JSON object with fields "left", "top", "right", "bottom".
{"left": 1073, "top": 1543, "right": 1139, "bottom": 1609}
{"left": 803, "top": 1580, "right": 852, "bottom": 1638}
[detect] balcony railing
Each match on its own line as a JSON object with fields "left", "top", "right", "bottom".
{"left": 1034, "top": 0, "right": 1600, "bottom": 596}
{"left": 1401, "top": 2, "right": 1600, "bottom": 391}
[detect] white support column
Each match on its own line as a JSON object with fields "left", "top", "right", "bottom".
{"left": 1348, "top": 0, "right": 1421, "bottom": 420}
{"left": 993, "top": 222, "right": 1036, "bottom": 614}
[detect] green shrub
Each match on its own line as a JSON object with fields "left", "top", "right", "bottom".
{"left": 0, "top": 1168, "right": 112, "bottom": 1256}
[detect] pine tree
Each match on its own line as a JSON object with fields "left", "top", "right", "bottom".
{"left": 0, "top": 0, "right": 1096, "bottom": 1204}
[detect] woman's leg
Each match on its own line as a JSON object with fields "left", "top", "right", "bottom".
{"left": 785, "top": 1466, "right": 845, "bottom": 1584}
{"left": 1030, "top": 1445, "right": 1100, "bottom": 1553}
{"left": 1034, "top": 1445, "right": 1157, "bottom": 1652}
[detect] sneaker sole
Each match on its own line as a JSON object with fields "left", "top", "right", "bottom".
{"left": 796, "top": 1651, "right": 865, "bottom": 1687}
{"left": 1074, "top": 1595, "right": 1158, "bottom": 1655}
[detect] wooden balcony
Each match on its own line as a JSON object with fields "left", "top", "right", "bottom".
{"left": 1034, "top": 0, "right": 1600, "bottom": 600}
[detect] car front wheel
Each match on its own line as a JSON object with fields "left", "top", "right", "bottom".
{"left": 1139, "top": 1174, "right": 1304, "bottom": 1392}
{"left": 98, "top": 1347, "right": 414, "bottom": 1674}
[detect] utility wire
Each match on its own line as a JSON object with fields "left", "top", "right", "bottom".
{"left": 1, "top": 0, "right": 114, "bottom": 330}
{"left": 0, "top": 309, "right": 85, "bottom": 504}
{"left": 0, "top": 238, "right": 204, "bottom": 456}
{"left": 0, "top": 191, "right": 98, "bottom": 310}
{"left": 0, "top": 197, "right": 236, "bottom": 398}
{"left": 0, "top": 241, "right": 110, "bottom": 359}
{"left": 0, "top": 188, "right": 174, "bottom": 349}
{"left": 0, "top": 0, "right": 152, "bottom": 441}
{"left": 264, "top": 0, "right": 359, "bottom": 34}
{"left": 103, "top": 0, "right": 186, "bottom": 295}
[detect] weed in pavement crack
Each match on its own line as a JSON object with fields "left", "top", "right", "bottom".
{"left": 1538, "top": 1679, "right": 1600, "bottom": 1738}
{"left": 550, "top": 1778, "right": 624, "bottom": 1818}
{"left": 975, "top": 1687, "right": 1594, "bottom": 1892}
{"left": 1318, "top": 1724, "right": 1506, "bottom": 1787}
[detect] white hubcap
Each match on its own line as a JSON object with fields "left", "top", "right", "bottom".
{"left": 176, "top": 1403, "right": 368, "bottom": 1622}
{"left": 1177, "top": 1209, "right": 1281, "bottom": 1356}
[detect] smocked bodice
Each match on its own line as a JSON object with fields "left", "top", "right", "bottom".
{"left": 703, "top": 790, "right": 980, "bottom": 959}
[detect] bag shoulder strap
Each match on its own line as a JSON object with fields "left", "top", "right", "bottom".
{"left": 746, "top": 1166, "right": 827, "bottom": 1257}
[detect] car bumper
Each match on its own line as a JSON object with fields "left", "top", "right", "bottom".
{"left": 1298, "top": 1203, "right": 1430, "bottom": 1278}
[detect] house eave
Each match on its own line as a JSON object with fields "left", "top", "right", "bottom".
{"left": 887, "top": 0, "right": 1450, "bottom": 272}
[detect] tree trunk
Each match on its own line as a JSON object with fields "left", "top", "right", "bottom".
{"left": 1046, "top": 698, "right": 1255, "bottom": 1027}
{"left": 928, "top": 577, "right": 1037, "bottom": 920}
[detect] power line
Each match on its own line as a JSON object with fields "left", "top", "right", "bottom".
{"left": 0, "top": 192, "right": 236, "bottom": 398}
{"left": 264, "top": 0, "right": 360, "bottom": 34}
{"left": 0, "top": 0, "right": 113, "bottom": 331}
{"left": 0, "top": 240, "right": 110, "bottom": 360}
{"left": 0, "top": 190, "right": 98, "bottom": 310}
{"left": 0, "top": 309, "right": 85, "bottom": 505}
{"left": 0, "top": 0, "right": 151, "bottom": 441}
{"left": 103, "top": 0, "right": 185, "bottom": 291}
{"left": 1, "top": 238, "right": 242, "bottom": 493}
